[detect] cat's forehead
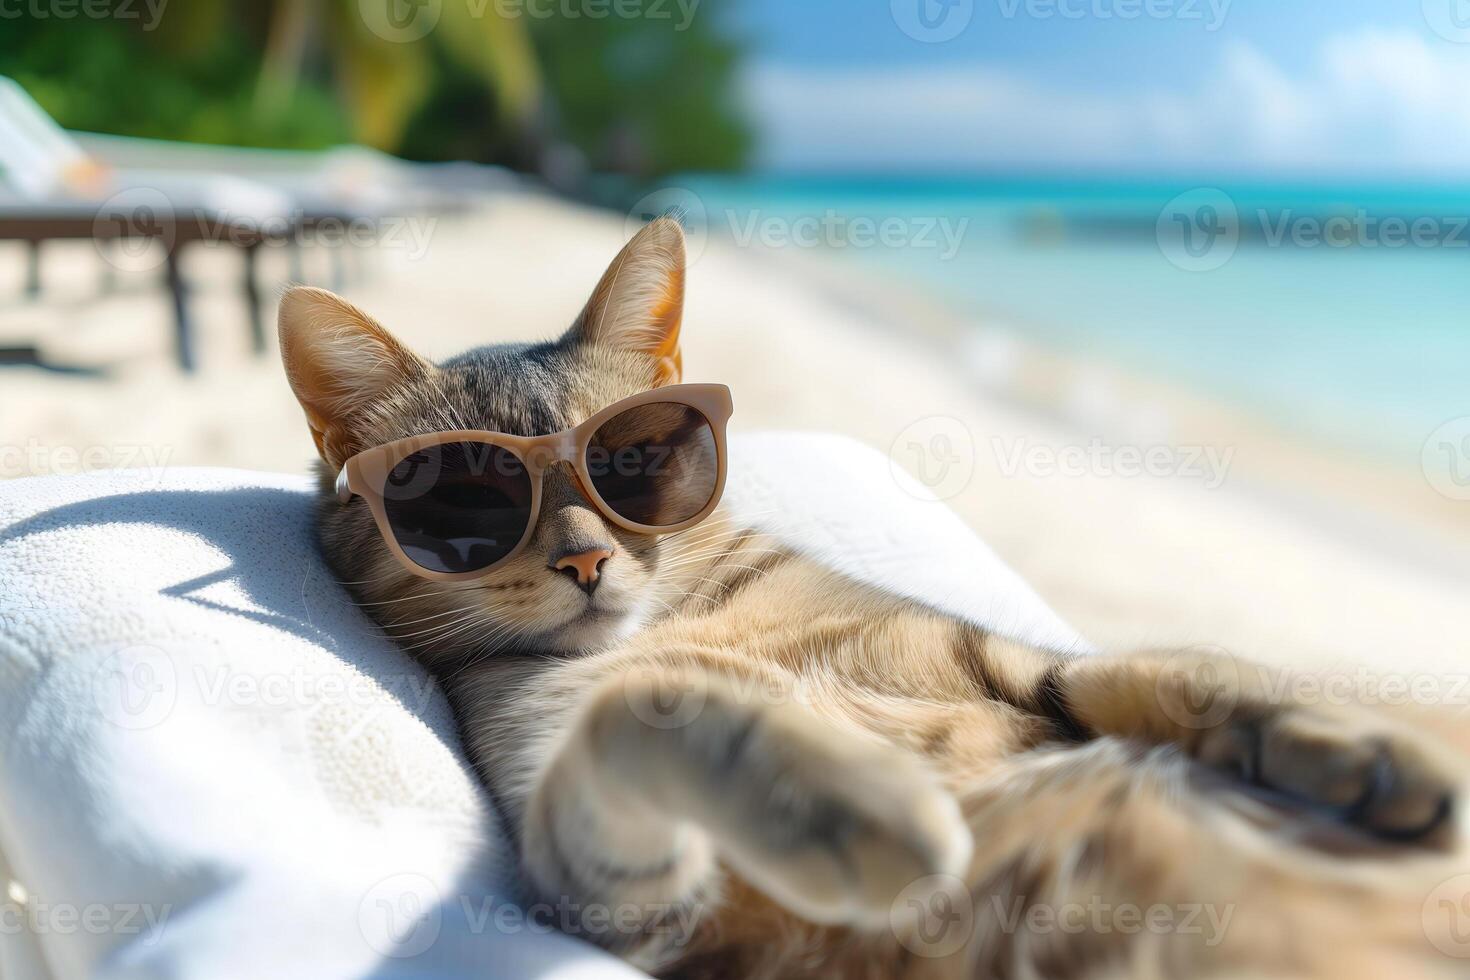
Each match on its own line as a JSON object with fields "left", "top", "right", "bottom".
{"left": 430, "top": 340, "right": 655, "bottom": 437}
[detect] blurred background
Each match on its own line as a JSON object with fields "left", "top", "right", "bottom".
{"left": 1, "top": 0, "right": 1466, "bottom": 669}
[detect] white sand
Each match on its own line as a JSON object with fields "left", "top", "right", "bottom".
{"left": 2, "top": 191, "right": 1467, "bottom": 678}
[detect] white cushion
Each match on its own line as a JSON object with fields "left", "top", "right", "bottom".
{"left": 0, "top": 432, "right": 1088, "bottom": 980}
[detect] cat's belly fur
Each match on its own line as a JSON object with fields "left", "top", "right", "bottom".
{"left": 440, "top": 535, "right": 1466, "bottom": 980}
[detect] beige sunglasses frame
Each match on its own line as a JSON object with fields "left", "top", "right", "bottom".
{"left": 335, "top": 383, "right": 734, "bottom": 582}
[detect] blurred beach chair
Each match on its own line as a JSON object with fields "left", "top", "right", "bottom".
{"left": 0, "top": 77, "right": 464, "bottom": 372}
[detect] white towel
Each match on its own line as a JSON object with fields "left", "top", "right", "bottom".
{"left": 0, "top": 432, "right": 1087, "bottom": 980}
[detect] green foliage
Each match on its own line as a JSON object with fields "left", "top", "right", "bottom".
{"left": 0, "top": 5, "right": 349, "bottom": 149}
{"left": 528, "top": 7, "right": 752, "bottom": 175}
{"left": 0, "top": 0, "right": 752, "bottom": 175}
{"left": 0, "top": 6, "right": 350, "bottom": 150}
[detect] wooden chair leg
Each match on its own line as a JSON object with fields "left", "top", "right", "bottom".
{"left": 166, "top": 246, "right": 195, "bottom": 372}
{"left": 98, "top": 242, "right": 117, "bottom": 296}
{"left": 25, "top": 241, "right": 41, "bottom": 298}
{"left": 244, "top": 242, "right": 266, "bottom": 355}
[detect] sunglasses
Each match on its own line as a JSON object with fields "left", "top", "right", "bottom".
{"left": 335, "top": 383, "right": 733, "bottom": 582}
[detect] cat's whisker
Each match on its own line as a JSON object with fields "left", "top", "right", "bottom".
{"left": 434, "top": 637, "right": 499, "bottom": 666}
{"left": 655, "top": 532, "right": 780, "bottom": 554}
{"left": 438, "top": 647, "right": 497, "bottom": 686}
{"left": 651, "top": 512, "right": 764, "bottom": 544}
{"left": 659, "top": 538, "right": 783, "bottom": 557}
{"left": 448, "top": 618, "right": 531, "bottom": 671}
{"left": 441, "top": 616, "right": 539, "bottom": 665}
{"left": 400, "top": 615, "right": 490, "bottom": 652}
{"left": 333, "top": 567, "right": 459, "bottom": 589}
{"left": 658, "top": 589, "right": 721, "bottom": 607}
{"left": 392, "top": 617, "right": 481, "bottom": 645}
{"left": 332, "top": 573, "right": 414, "bottom": 587}
{"left": 344, "top": 584, "right": 498, "bottom": 606}
{"left": 383, "top": 602, "right": 502, "bottom": 631}
{"left": 645, "top": 595, "right": 679, "bottom": 616}
{"left": 654, "top": 548, "right": 785, "bottom": 571}
{"left": 698, "top": 564, "right": 775, "bottom": 578}
{"left": 675, "top": 566, "right": 774, "bottom": 601}
{"left": 653, "top": 552, "right": 785, "bottom": 577}
{"left": 387, "top": 604, "right": 504, "bottom": 642}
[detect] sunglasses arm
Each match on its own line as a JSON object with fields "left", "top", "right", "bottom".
{"left": 335, "top": 466, "right": 353, "bottom": 504}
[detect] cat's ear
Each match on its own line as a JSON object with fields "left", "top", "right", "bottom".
{"left": 278, "top": 286, "right": 433, "bottom": 469}
{"left": 567, "top": 217, "right": 685, "bottom": 384}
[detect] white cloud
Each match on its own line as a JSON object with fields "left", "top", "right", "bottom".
{"left": 743, "top": 30, "right": 1470, "bottom": 175}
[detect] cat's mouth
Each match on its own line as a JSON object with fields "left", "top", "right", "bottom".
{"left": 567, "top": 605, "right": 623, "bottom": 624}
{"left": 541, "top": 601, "right": 644, "bottom": 653}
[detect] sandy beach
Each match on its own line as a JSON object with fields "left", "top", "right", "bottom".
{"left": 2, "top": 189, "right": 1467, "bottom": 678}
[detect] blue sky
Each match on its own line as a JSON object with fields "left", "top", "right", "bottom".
{"left": 727, "top": 1, "right": 1470, "bottom": 176}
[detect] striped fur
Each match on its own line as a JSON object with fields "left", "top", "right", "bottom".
{"left": 283, "top": 220, "right": 1470, "bottom": 979}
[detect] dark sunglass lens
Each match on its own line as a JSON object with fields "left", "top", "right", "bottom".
{"left": 587, "top": 403, "right": 718, "bottom": 527}
{"left": 381, "top": 442, "right": 532, "bottom": 574}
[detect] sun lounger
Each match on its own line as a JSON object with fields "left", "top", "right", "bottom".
{"left": 0, "top": 78, "right": 403, "bottom": 372}
{"left": 0, "top": 432, "right": 1088, "bottom": 979}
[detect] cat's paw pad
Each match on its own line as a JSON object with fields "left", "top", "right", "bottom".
{"left": 1200, "top": 709, "right": 1457, "bottom": 844}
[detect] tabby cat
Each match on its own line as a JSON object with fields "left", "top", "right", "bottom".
{"left": 281, "top": 219, "right": 1467, "bottom": 978}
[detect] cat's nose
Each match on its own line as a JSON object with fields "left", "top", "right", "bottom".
{"left": 551, "top": 547, "right": 613, "bottom": 596}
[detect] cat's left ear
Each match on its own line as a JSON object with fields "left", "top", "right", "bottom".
{"left": 567, "top": 217, "right": 685, "bottom": 385}
{"left": 278, "top": 286, "right": 434, "bottom": 469}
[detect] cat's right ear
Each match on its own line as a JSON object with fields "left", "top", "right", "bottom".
{"left": 277, "top": 286, "right": 432, "bottom": 469}
{"left": 565, "top": 217, "right": 686, "bottom": 385}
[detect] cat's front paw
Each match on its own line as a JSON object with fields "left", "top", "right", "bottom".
{"left": 617, "top": 673, "right": 973, "bottom": 928}
{"left": 1198, "top": 706, "right": 1459, "bottom": 845}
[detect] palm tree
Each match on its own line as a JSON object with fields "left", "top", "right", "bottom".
{"left": 253, "top": 0, "right": 543, "bottom": 153}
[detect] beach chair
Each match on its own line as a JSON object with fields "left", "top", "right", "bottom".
{"left": 0, "top": 432, "right": 1087, "bottom": 979}
{"left": 0, "top": 77, "right": 382, "bottom": 372}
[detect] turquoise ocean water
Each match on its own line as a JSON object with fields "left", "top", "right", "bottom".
{"left": 673, "top": 175, "right": 1470, "bottom": 465}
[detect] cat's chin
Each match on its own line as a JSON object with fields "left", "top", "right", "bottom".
{"left": 537, "top": 604, "right": 646, "bottom": 655}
